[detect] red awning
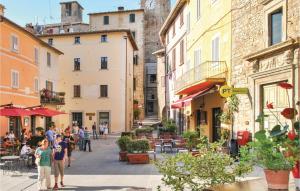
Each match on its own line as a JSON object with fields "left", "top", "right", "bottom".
{"left": 31, "top": 108, "right": 66, "bottom": 117}
{"left": 176, "top": 79, "right": 225, "bottom": 95}
{"left": 171, "top": 86, "right": 215, "bottom": 109}
{"left": 0, "top": 107, "right": 35, "bottom": 117}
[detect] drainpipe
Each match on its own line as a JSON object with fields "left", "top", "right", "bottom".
{"left": 164, "top": 47, "right": 169, "bottom": 120}
{"left": 124, "top": 36, "right": 128, "bottom": 132}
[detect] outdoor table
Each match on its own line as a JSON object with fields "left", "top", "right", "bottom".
{"left": 1, "top": 155, "right": 20, "bottom": 160}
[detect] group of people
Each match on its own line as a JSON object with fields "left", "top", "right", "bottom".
{"left": 37, "top": 126, "right": 75, "bottom": 190}
{"left": 91, "top": 122, "right": 109, "bottom": 140}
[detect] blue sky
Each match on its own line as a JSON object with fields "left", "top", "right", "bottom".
{"left": 0, "top": 0, "right": 176, "bottom": 26}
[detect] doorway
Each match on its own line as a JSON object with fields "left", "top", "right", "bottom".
{"left": 31, "top": 116, "right": 36, "bottom": 135}
{"left": 9, "top": 117, "right": 21, "bottom": 138}
{"left": 98, "top": 112, "right": 110, "bottom": 132}
{"left": 212, "top": 108, "right": 221, "bottom": 142}
{"left": 72, "top": 112, "right": 83, "bottom": 127}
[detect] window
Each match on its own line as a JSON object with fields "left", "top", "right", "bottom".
{"left": 180, "top": 11, "right": 184, "bottom": 26}
{"left": 46, "top": 80, "right": 53, "bottom": 91}
{"left": 103, "top": 16, "right": 109, "bottom": 25}
{"left": 48, "top": 38, "right": 53, "bottom": 46}
{"left": 180, "top": 40, "right": 184, "bottom": 65}
{"left": 187, "top": 12, "right": 190, "bottom": 33}
{"left": 11, "top": 70, "right": 19, "bottom": 88}
{"left": 101, "top": 57, "right": 108, "bottom": 69}
{"left": 133, "top": 78, "right": 137, "bottom": 91}
{"left": 212, "top": 36, "right": 220, "bottom": 62}
{"left": 129, "top": 13, "right": 135, "bottom": 23}
{"left": 100, "top": 85, "right": 108, "bottom": 97}
{"left": 172, "top": 48, "right": 176, "bottom": 71}
{"left": 34, "top": 78, "right": 39, "bottom": 92}
{"left": 65, "top": 3, "right": 72, "bottom": 16}
{"left": 269, "top": 9, "right": 282, "bottom": 46}
{"left": 131, "top": 31, "right": 136, "bottom": 39}
{"left": 101, "top": 35, "right": 108, "bottom": 42}
{"left": 150, "top": 75, "right": 157, "bottom": 83}
{"left": 73, "top": 85, "right": 81, "bottom": 98}
{"left": 74, "top": 36, "right": 80, "bottom": 44}
{"left": 47, "top": 52, "right": 51, "bottom": 67}
{"left": 197, "top": 0, "right": 201, "bottom": 19}
{"left": 194, "top": 49, "right": 201, "bottom": 66}
{"left": 74, "top": 58, "right": 80, "bottom": 71}
{"left": 133, "top": 55, "right": 138, "bottom": 65}
{"left": 34, "top": 48, "right": 39, "bottom": 64}
{"left": 172, "top": 23, "right": 176, "bottom": 37}
{"left": 11, "top": 35, "right": 19, "bottom": 52}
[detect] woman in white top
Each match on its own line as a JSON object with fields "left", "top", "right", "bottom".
{"left": 103, "top": 122, "right": 108, "bottom": 140}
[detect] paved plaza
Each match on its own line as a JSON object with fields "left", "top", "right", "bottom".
{"left": 0, "top": 135, "right": 297, "bottom": 191}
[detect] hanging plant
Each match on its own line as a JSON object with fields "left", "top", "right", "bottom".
{"left": 219, "top": 95, "right": 239, "bottom": 124}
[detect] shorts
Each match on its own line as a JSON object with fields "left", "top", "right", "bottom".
{"left": 67, "top": 149, "right": 72, "bottom": 157}
{"left": 54, "top": 160, "right": 64, "bottom": 177}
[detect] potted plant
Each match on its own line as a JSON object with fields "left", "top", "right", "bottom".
{"left": 133, "top": 108, "right": 141, "bottom": 120}
{"left": 116, "top": 136, "right": 131, "bottom": 161}
{"left": 182, "top": 131, "right": 200, "bottom": 155}
{"left": 241, "top": 82, "right": 298, "bottom": 190}
{"left": 159, "top": 119, "right": 176, "bottom": 139}
{"left": 220, "top": 128, "right": 231, "bottom": 154}
{"left": 127, "top": 139, "right": 150, "bottom": 164}
{"left": 219, "top": 95, "right": 239, "bottom": 124}
{"left": 135, "top": 127, "right": 153, "bottom": 138}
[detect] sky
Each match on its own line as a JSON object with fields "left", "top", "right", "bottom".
{"left": 0, "top": 0, "right": 176, "bottom": 26}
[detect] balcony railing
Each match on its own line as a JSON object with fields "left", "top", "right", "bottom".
{"left": 175, "top": 61, "right": 228, "bottom": 93}
{"left": 40, "top": 89, "right": 65, "bottom": 105}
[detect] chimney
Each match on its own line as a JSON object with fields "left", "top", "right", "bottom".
{"left": 0, "top": 4, "right": 5, "bottom": 16}
{"left": 118, "top": 6, "right": 124, "bottom": 11}
{"left": 25, "top": 23, "right": 35, "bottom": 34}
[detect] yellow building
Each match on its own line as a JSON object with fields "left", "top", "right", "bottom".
{"left": 175, "top": 0, "right": 232, "bottom": 141}
{"left": 39, "top": 30, "right": 137, "bottom": 133}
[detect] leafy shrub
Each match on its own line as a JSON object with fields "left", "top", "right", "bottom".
{"left": 133, "top": 109, "right": 141, "bottom": 120}
{"left": 135, "top": 127, "right": 154, "bottom": 136}
{"left": 159, "top": 120, "right": 177, "bottom": 133}
{"left": 127, "top": 140, "right": 150, "bottom": 153}
{"left": 121, "top": 132, "right": 135, "bottom": 138}
{"left": 116, "top": 136, "right": 131, "bottom": 152}
{"left": 155, "top": 142, "right": 252, "bottom": 191}
{"left": 182, "top": 131, "right": 200, "bottom": 150}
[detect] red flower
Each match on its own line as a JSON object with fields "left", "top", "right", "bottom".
{"left": 278, "top": 82, "right": 293, "bottom": 89}
{"left": 266, "top": 102, "right": 274, "bottom": 109}
{"left": 281, "top": 108, "right": 298, "bottom": 119}
{"left": 288, "top": 130, "right": 296, "bottom": 141}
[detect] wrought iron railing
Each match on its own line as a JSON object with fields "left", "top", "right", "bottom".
{"left": 175, "top": 61, "right": 228, "bottom": 93}
{"left": 40, "top": 89, "right": 65, "bottom": 105}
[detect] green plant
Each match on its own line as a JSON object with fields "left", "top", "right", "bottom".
{"left": 159, "top": 119, "right": 176, "bottom": 133}
{"left": 135, "top": 127, "right": 153, "bottom": 136}
{"left": 182, "top": 131, "right": 199, "bottom": 151}
{"left": 133, "top": 109, "right": 141, "bottom": 120}
{"left": 220, "top": 128, "right": 230, "bottom": 141}
{"left": 116, "top": 136, "right": 131, "bottom": 152}
{"left": 155, "top": 141, "right": 252, "bottom": 191}
{"left": 133, "top": 99, "right": 139, "bottom": 104}
{"left": 127, "top": 140, "right": 150, "bottom": 153}
{"left": 219, "top": 95, "right": 239, "bottom": 124}
{"left": 121, "top": 132, "right": 135, "bottom": 138}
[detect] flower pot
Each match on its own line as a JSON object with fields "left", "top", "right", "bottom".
{"left": 264, "top": 169, "right": 290, "bottom": 190}
{"left": 119, "top": 151, "right": 127, "bottom": 161}
{"left": 127, "top": 153, "right": 149, "bottom": 164}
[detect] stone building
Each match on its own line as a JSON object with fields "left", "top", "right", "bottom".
{"left": 141, "top": 0, "right": 171, "bottom": 117}
{"left": 231, "top": 0, "right": 300, "bottom": 136}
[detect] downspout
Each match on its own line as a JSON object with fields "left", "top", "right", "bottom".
{"left": 164, "top": 47, "right": 169, "bottom": 120}
{"left": 124, "top": 36, "right": 128, "bottom": 131}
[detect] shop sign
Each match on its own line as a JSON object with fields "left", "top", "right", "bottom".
{"left": 86, "top": 113, "right": 95, "bottom": 116}
{"left": 219, "top": 86, "right": 248, "bottom": 98}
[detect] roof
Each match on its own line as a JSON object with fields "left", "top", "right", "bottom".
{"left": 38, "top": 29, "right": 138, "bottom": 51}
{"left": 88, "top": 9, "right": 144, "bottom": 15}
{"left": 0, "top": 16, "right": 63, "bottom": 55}
{"left": 43, "top": 22, "right": 89, "bottom": 27}
{"left": 60, "top": 1, "right": 84, "bottom": 10}
{"left": 159, "top": 0, "right": 187, "bottom": 44}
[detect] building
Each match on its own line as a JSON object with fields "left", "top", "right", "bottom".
{"left": 231, "top": 0, "right": 300, "bottom": 136}
{"left": 159, "top": 0, "right": 188, "bottom": 133}
{"left": 141, "top": 0, "right": 171, "bottom": 117}
{"left": 0, "top": 12, "right": 63, "bottom": 137}
{"left": 89, "top": 7, "right": 146, "bottom": 119}
{"left": 38, "top": 30, "right": 137, "bottom": 133}
{"left": 153, "top": 49, "right": 167, "bottom": 120}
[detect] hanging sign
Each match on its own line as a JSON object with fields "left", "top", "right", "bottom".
{"left": 219, "top": 86, "right": 248, "bottom": 98}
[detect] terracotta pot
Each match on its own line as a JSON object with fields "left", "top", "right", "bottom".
{"left": 127, "top": 153, "right": 149, "bottom": 164}
{"left": 119, "top": 151, "right": 127, "bottom": 161}
{"left": 191, "top": 150, "right": 200, "bottom": 156}
{"left": 264, "top": 169, "right": 290, "bottom": 190}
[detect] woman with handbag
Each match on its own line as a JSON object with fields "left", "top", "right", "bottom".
{"left": 63, "top": 130, "right": 75, "bottom": 167}
{"left": 35, "top": 139, "right": 52, "bottom": 191}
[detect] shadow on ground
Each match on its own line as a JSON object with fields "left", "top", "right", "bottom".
{"left": 58, "top": 185, "right": 151, "bottom": 191}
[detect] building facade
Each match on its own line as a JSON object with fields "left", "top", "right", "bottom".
{"left": 39, "top": 30, "right": 137, "bottom": 133}
{"left": 89, "top": 8, "right": 146, "bottom": 119}
{"left": 231, "top": 0, "right": 300, "bottom": 136}
{"left": 159, "top": 0, "right": 188, "bottom": 133}
{"left": 0, "top": 14, "right": 62, "bottom": 137}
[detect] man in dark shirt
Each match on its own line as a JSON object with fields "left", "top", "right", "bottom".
{"left": 52, "top": 135, "right": 67, "bottom": 190}
{"left": 63, "top": 130, "right": 75, "bottom": 167}
{"left": 92, "top": 122, "right": 98, "bottom": 140}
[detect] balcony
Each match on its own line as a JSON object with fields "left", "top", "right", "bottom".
{"left": 40, "top": 89, "right": 65, "bottom": 105}
{"left": 175, "top": 61, "right": 228, "bottom": 94}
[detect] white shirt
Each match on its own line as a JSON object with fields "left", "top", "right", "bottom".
{"left": 8, "top": 133, "right": 15, "bottom": 141}
{"left": 20, "top": 145, "right": 31, "bottom": 155}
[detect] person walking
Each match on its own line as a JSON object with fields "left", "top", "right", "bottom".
{"left": 99, "top": 123, "right": 104, "bottom": 138}
{"left": 83, "top": 127, "right": 92, "bottom": 152}
{"left": 63, "top": 130, "right": 75, "bottom": 167}
{"left": 52, "top": 135, "right": 68, "bottom": 190}
{"left": 45, "top": 126, "right": 55, "bottom": 147}
{"left": 92, "top": 122, "right": 98, "bottom": 140}
{"left": 103, "top": 122, "right": 109, "bottom": 140}
{"left": 78, "top": 127, "right": 84, "bottom": 151}
{"left": 35, "top": 139, "right": 52, "bottom": 191}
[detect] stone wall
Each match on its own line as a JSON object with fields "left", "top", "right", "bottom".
{"left": 231, "top": 0, "right": 300, "bottom": 136}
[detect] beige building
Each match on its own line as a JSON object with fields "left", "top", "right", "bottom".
{"left": 89, "top": 7, "right": 146, "bottom": 119}
{"left": 39, "top": 30, "right": 137, "bottom": 133}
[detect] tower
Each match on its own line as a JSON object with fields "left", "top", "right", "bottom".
{"left": 60, "top": 1, "right": 83, "bottom": 23}
{"left": 141, "top": 0, "right": 171, "bottom": 117}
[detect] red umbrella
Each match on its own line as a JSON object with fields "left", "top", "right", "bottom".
{"left": 31, "top": 107, "right": 66, "bottom": 117}
{"left": 0, "top": 106, "right": 35, "bottom": 116}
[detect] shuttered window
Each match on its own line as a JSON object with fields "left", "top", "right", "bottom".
{"left": 47, "top": 52, "right": 51, "bottom": 67}
{"left": 212, "top": 36, "right": 220, "bottom": 67}
{"left": 172, "top": 48, "right": 176, "bottom": 71}
{"left": 11, "top": 70, "right": 19, "bottom": 88}
{"left": 180, "top": 40, "right": 184, "bottom": 65}
{"left": 74, "top": 58, "right": 80, "bottom": 71}
{"left": 74, "top": 85, "right": 81, "bottom": 98}
{"left": 100, "top": 85, "right": 108, "bottom": 97}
